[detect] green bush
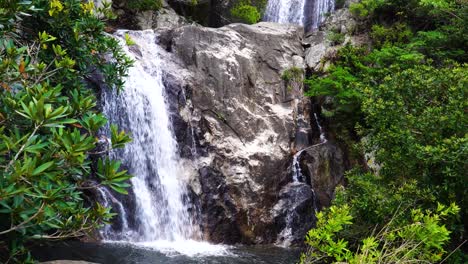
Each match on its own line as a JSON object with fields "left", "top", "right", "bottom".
{"left": 301, "top": 200, "right": 460, "bottom": 263}
{"left": 327, "top": 29, "right": 346, "bottom": 46}
{"left": 282, "top": 66, "right": 304, "bottom": 89}
{"left": 370, "top": 23, "right": 413, "bottom": 48}
{"left": 0, "top": 0, "right": 132, "bottom": 261}
{"left": 230, "top": 2, "right": 261, "bottom": 24}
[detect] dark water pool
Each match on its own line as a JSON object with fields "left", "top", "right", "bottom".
{"left": 33, "top": 241, "right": 301, "bottom": 264}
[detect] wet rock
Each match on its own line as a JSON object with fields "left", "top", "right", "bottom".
{"left": 302, "top": 142, "right": 345, "bottom": 208}
{"left": 272, "top": 182, "right": 315, "bottom": 245}
{"left": 164, "top": 22, "right": 308, "bottom": 243}
{"left": 198, "top": 166, "right": 243, "bottom": 243}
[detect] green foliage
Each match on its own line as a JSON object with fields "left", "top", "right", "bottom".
{"left": 282, "top": 66, "right": 304, "bottom": 91}
{"left": 301, "top": 200, "right": 460, "bottom": 263}
{"left": 304, "top": 0, "right": 467, "bottom": 261}
{"left": 349, "top": 0, "right": 384, "bottom": 18}
{"left": 230, "top": 1, "right": 261, "bottom": 24}
{"left": 0, "top": 0, "right": 132, "bottom": 261}
{"left": 370, "top": 23, "right": 412, "bottom": 48}
{"left": 124, "top": 33, "right": 136, "bottom": 46}
{"left": 327, "top": 28, "right": 346, "bottom": 46}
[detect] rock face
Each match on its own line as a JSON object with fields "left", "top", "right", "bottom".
{"left": 98, "top": 3, "right": 351, "bottom": 244}
{"left": 158, "top": 22, "right": 313, "bottom": 243}
{"left": 302, "top": 142, "right": 345, "bottom": 208}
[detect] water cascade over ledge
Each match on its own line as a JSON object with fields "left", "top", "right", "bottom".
{"left": 100, "top": 30, "right": 227, "bottom": 256}
{"left": 275, "top": 112, "right": 328, "bottom": 247}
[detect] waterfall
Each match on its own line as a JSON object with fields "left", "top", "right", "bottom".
{"left": 292, "top": 113, "right": 327, "bottom": 185}
{"left": 99, "top": 30, "right": 227, "bottom": 256}
{"left": 305, "top": 0, "right": 335, "bottom": 32}
{"left": 264, "top": 0, "right": 335, "bottom": 30}
{"left": 264, "top": 0, "right": 305, "bottom": 25}
{"left": 314, "top": 112, "right": 327, "bottom": 144}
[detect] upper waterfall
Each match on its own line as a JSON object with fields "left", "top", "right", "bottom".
{"left": 264, "top": 0, "right": 306, "bottom": 25}
{"left": 264, "top": 0, "right": 335, "bottom": 30}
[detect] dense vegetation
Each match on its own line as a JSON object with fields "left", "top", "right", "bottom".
{"left": 0, "top": 0, "right": 132, "bottom": 262}
{"left": 302, "top": 0, "right": 467, "bottom": 263}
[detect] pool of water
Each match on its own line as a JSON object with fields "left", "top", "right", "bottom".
{"left": 33, "top": 241, "right": 301, "bottom": 264}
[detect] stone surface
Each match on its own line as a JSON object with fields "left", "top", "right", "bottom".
{"left": 159, "top": 22, "right": 311, "bottom": 243}
{"left": 303, "top": 5, "right": 367, "bottom": 71}
{"left": 302, "top": 142, "right": 345, "bottom": 208}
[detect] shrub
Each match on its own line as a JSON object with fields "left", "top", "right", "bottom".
{"left": 301, "top": 201, "right": 460, "bottom": 263}
{"left": 327, "top": 29, "right": 346, "bottom": 46}
{"left": 282, "top": 67, "right": 304, "bottom": 91}
{"left": 370, "top": 23, "right": 413, "bottom": 48}
{"left": 230, "top": 2, "right": 261, "bottom": 24}
{"left": 304, "top": 0, "right": 467, "bottom": 260}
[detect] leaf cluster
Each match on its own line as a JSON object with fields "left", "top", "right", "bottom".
{"left": 301, "top": 199, "right": 460, "bottom": 263}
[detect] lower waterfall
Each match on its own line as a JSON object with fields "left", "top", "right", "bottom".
{"left": 100, "top": 30, "right": 226, "bottom": 256}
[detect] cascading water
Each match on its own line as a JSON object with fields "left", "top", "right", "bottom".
{"left": 264, "top": 0, "right": 305, "bottom": 25}
{"left": 264, "top": 0, "right": 335, "bottom": 30}
{"left": 276, "top": 113, "right": 327, "bottom": 246}
{"left": 96, "top": 186, "right": 129, "bottom": 239}
{"left": 100, "top": 30, "right": 226, "bottom": 256}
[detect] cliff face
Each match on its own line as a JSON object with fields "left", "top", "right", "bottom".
{"left": 101, "top": 1, "right": 350, "bottom": 245}
{"left": 158, "top": 22, "right": 308, "bottom": 243}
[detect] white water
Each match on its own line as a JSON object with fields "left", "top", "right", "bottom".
{"left": 97, "top": 186, "right": 129, "bottom": 238}
{"left": 101, "top": 30, "right": 225, "bottom": 256}
{"left": 264, "top": 0, "right": 305, "bottom": 25}
{"left": 264, "top": 0, "right": 335, "bottom": 29}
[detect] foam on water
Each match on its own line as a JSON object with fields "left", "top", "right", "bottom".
{"left": 103, "top": 240, "right": 231, "bottom": 257}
